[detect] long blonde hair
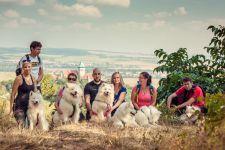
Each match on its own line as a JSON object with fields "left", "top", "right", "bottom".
{"left": 111, "top": 72, "right": 125, "bottom": 88}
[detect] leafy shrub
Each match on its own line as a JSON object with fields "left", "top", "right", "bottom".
{"left": 154, "top": 25, "right": 225, "bottom": 102}
{"left": 205, "top": 93, "right": 225, "bottom": 132}
{"left": 41, "top": 74, "right": 58, "bottom": 102}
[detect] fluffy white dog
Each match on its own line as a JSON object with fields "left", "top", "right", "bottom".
{"left": 91, "top": 83, "right": 114, "bottom": 122}
{"left": 27, "top": 90, "right": 49, "bottom": 131}
{"left": 179, "top": 106, "right": 201, "bottom": 124}
{"left": 135, "top": 105, "right": 161, "bottom": 126}
{"left": 52, "top": 83, "right": 83, "bottom": 125}
{"left": 110, "top": 102, "right": 138, "bottom": 128}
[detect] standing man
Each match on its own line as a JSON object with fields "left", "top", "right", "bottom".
{"left": 16, "top": 41, "right": 43, "bottom": 92}
{"left": 84, "top": 68, "right": 103, "bottom": 120}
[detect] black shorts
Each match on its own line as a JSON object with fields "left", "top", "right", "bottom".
{"left": 14, "top": 108, "right": 27, "bottom": 125}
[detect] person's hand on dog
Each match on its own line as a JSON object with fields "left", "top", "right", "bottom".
{"left": 57, "top": 108, "right": 63, "bottom": 114}
{"left": 55, "top": 103, "right": 63, "bottom": 114}
{"left": 90, "top": 110, "right": 97, "bottom": 116}
{"left": 79, "top": 103, "right": 82, "bottom": 108}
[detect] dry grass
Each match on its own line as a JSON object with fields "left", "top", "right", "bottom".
{"left": 0, "top": 100, "right": 224, "bottom": 150}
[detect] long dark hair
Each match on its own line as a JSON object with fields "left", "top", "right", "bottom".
{"left": 140, "top": 72, "right": 152, "bottom": 86}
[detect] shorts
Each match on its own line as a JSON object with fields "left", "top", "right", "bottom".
{"left": 14, "top": 108, "right": 27, "bottom": 126}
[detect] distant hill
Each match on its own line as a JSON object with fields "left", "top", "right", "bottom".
{"left": 0, "top": 47, "right": 155, "bottom": 58}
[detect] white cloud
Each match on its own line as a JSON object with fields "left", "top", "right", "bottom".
{"left": 153, "top": 20, "right": 166, "bottom": 28}
{"left": 146, "top": 8, "right": 186, "bottom": 19}
{"left": 112, "top": 21, "right": 151, "bottom": 31}
{"left": 20, "top": 17, "right": 36, "bottom": 24}
{"left": 0, "top": 0, "right": 16, "bottom": 2}
{"left": 4, "top": 20, "right": 19, "bottom": 28}
{"left": 49, "top": 25, "right": 64, "bottom": 32}
{"left": 174, "top": 7, "right": 187, "bottom": 16}
{"left": 54, "top": 3, "right": 102, "bottom": 18}
{"left": 3, "top": 9, "right": 20, "bottom": 18}
{"left": 38, "top": 8, "right": 48, "bottom": 16}
{"left": 20, "top": 0, "right": 35, "bottom": 6}
{"left": 0, "top": 0, "right": 35, "bottom": 5}
{"left": 72, "top": 22, "right": 93, "bottom": 30}
{"left": 152, "top": 11, "right": 172, "bottom": 18}
{"left": 78, "top": 0, "right": 130, "bottom": 7}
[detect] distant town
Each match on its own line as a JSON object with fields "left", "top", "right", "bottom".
{"left": 0, "top": 48, "right": 166, "bottom": 86}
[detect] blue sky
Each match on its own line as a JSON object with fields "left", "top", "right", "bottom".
{"left": 0, "top": 0, "right": 224, "bottom": 55}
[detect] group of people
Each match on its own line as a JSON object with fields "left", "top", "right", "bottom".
{"left": 9, "top": 41, "right": 206, "bottom": 127}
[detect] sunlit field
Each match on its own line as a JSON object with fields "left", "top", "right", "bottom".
{"left": 1, "top": 98, "right": 224, "bottom": 150}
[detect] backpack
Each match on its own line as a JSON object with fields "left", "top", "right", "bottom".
{"left": 15, "top": 54, "right": 41, "bottom": 76}
{"left": 135, "top": 84, "right": 154, "bottom": 103}
{"left": 183, "top": 84, "right": 206, "bottom": 101}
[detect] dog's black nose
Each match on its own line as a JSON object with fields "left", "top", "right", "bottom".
{"left": 105, "top": 91, "right": 109, "bottom": 95}
{"left": 74, "top": 91, "right": 77, "bottom": 95}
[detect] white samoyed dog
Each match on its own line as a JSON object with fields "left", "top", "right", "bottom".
{"left": 135, "top": 105, "right": 161, "bottom": 126}
{"left": 110, "top": 101, "right": 138, "bottom": 128}
{"left": 179, "top": 106, "right": 201, "bottom": 124}
{"left": 52, "top": 83, "right": 83, "bottom": 125}
{"left": 27, "top": 90, "right": 49, "bottom": 131}
{"left": 91, "top": 83, "right": 114, "bottom": 122}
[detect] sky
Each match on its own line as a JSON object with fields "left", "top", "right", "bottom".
{"left": 0, "top": 0, "right": 225, "bottom": 55}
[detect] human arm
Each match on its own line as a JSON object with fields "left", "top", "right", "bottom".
{"left": 9, "top": 76, "right": 21, "bottom": 115}
{"left": 54, "top": 88, "right": 63, "bottom": 114}
{"left": 151, "top": 88, "right": 157, "bottom": 106}
{"left": 37, "top": 67, "right": 43, "bottom": 84}
{"left": 131, "top": 87, "right": 140, "bottom": 110}
{"left": 176, "top": 97, "right": 195, "bottom": 109}
{"left": 85, "top": 94, "right": 93, "bottom": 115}
{"left": 167, "top": 93, "right": 177, "bottom": 110}
{"left": 111, "top": 92, "right": 126, "bottom": 112}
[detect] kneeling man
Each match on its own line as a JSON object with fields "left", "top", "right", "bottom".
{"left": 167, "top": 77, "right": 207, "bottom": 115}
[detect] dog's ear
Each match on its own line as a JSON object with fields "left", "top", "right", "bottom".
{"left": 30, "top": 91, "right": 34, "bottom": 97}
{"left": 36, "top": 90, "right": 41, "bottom": 94}
{"left": 101, "top": 83, "right": 106, "bottom": 87}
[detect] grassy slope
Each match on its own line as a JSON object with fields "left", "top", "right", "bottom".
{"left": 0, "top": 99, "right": 224, "bottom": 150}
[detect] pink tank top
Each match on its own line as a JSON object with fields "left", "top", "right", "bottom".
{"left": 132, "top": 86, "right": 156, "bottom": 108}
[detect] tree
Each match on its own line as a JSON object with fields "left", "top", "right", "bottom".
{"left": 154, "top": 25, "right": 225, "bottom": 102}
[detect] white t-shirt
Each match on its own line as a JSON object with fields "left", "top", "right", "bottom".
{"left": 17, "top": 54, "right": 43, "bottom": 86}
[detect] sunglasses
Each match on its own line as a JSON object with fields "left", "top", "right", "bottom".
{"left": 68, "top": 78, "right": 76, "bottom": 81}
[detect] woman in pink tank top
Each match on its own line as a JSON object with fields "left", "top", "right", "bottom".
{"left": 131, "top": 72, "right": 157, "bottom": 110}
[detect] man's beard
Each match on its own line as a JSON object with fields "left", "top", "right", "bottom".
{"left": 94, "top": 79, "right": 101, "bottom": 83}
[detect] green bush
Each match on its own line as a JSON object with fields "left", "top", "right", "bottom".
{"left": 41, "top": 74, "right": 58, "bottom": 102}
{"left": 205, "top": 93, "right": 225, "bottom": 132}
{"left": 154, "top": 25, "right": 225, "bottom": 102}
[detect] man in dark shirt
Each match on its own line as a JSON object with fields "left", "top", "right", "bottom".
{"left": 84, "top": 68, "right": 103, "bottom": 120}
